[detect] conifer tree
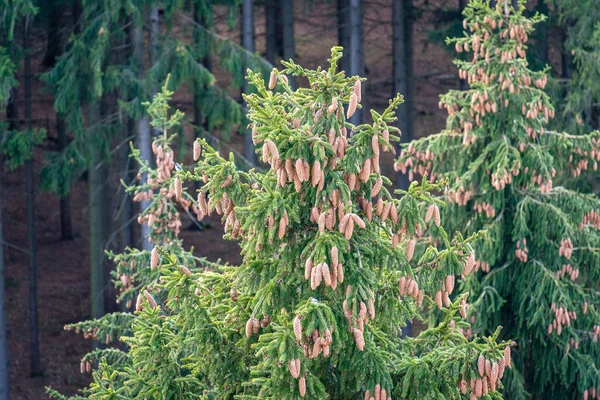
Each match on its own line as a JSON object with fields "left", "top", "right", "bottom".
{"left": 50, "top": 49, "right": 514, "bottom": 400}
{"left": 396, "top": 2, "right": 600, "bottom": 399}
{"left": 545, "top": 0, "right": 600, "bottom": 133}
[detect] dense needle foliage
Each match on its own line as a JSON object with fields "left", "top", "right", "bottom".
{"left": 396, "top": 2, "right": 600, "bottom": 399}
{"left": 48, "top": 49, "right": 515, "bottom": 400}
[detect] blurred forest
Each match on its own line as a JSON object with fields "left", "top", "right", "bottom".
{"left": 1, "top": 0, "right": 599, "bottom": 399}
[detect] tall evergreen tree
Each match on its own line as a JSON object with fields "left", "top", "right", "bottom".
{"left": 49, "top": 49, "right": 513, "bottom": 400}
{"left": 42, "top": 0, "right": 267, "bottom": 319}
{"left": 1, "top": 1, "right": 47, "bottom": 393}
{"left": 396, "top": 2, "right": 600, "bottom": 399}
{"left": 545, "top": 0, "right": 600, "bottom": 133}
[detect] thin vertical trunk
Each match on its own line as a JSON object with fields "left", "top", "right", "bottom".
{"left": 561, "top": 28, "right": 571, "bottom": 80}
{"left": 348, "top": 0, "right": 363, "bottom": 125}
{"left": 242, "top": 0, "right": 257, "bottom": 166}
{"left": 42, "top": 3, "right": 65, "bottom": 68}
{"left": 281, "top": 0, "right": 296, "bottom": 90}
{"left": 0, "top": 157, "right": 8, "bottom": 400}
{"left": 265, "top": 0, "right": 277, "bottom": 65}
{"left": 458, "top": 0, "right": 468, "bottom": 90}
{"left": 338, "top": 0, "right": 350, "bottom": 73}
{"left": 88, "top": 100, "right": 105, "bottom": 321}
{"left": 393, "top": 1, "right": 414, "bottom": 337}
{"left": 132, "top": 14, "right": 153, "bottom": 251}
{"left": 393, "top": 0, "right": 413, "bottom": 192}
{"left": 57, "top": 114, "right": 73, "bottom": 240}
{"left": 535, "top": 1, "right": 548, "bottom": 66}
{"left": 193, "top": 2, "right": 212, "bottom": 136}
{"left": 24, "top": 18, "right": 42, "bottom": 375}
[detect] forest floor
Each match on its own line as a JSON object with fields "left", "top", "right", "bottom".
{"left": 4, "top": 1, "right": 458, "bottom": 398}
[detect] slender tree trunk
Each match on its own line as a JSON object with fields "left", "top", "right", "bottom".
{"left": 348, "top": 0, "right": 363, "bottom": 125}
{"left": 42, "top": 3, "right": 65, "bottom": 68}
{"left": 393, "top": 0, "right": 413, "bottom": 192}
{"left": 57, "top": 115, "right": 73, "bottom": 240}
{"left": 242, "top": 0, "right": 257, "bottom": 165}
{"left": 0, "top": 157, "right": 8, "bottom": 399}
{"left": 24, "top": 19, "right": 42, "bottom": 376}
{"left": 338, "top": 0, "right": 350, "bottom": 73}
{"left": 281, "top": 0, "right": 296, "bottom": 90}
{"left": 193, "top": 1, "right": 213, "bottom": 136}
{"left": 131, "top": 15, "right": 153, "bottom": 251}
{"left": 458, "top": 0, "right": 468, "bottom": 90}
{"left": 88, "top": 100, "right": 105, "bottom": 321}
{"left": 265, "top": 0, "right": 277, "bottom": 65}
{"left": 561, "top": 28, "right": 571, "bottom": 80}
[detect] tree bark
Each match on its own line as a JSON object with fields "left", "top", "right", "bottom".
{"left": 57, "top": 114, "right": 73, "bottom": 240}
{"left": 393, "top": 0, "right": 414, "bottom": 192}
{"left": 42, "top": 2, "right": 66, "bottom": 68}
{"left": 0, "top": 157, "right": 8, "bottom": 400}
{"left": 348, "top": 0, "right": 363, "bottom": 125}
{"left": 265, "top": 0, "right": 277, "bottom": 65}
{"left": 193, "top": 1, "right": 213, "bottom": 135}
{"left": 88, "top": 100, "right": 105, "bottom": 321}
{"left": 337, "top": 0, "right": 350, "bottom": 74}
{"left": 242, "top": 0, "right": 257, "bottom": 166}
{"left": 458, "top": 0, "right": 468, "bottom": 90}
{"left": 131, "top": 13, "right": 153, "bottom": 251}
{"left": 24, "top": 18, "right": 42, "bottom": 376}
{"left": 281, "top": 0, "right": 296, "bottom": 89}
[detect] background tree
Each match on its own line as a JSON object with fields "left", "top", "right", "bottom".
{"left": 41, "top": 0, "right": 268, "bottom": 320}
{"left": 1, "top": 0, "right": 46, "bottom": 382}
{"left": 50, "top": 48, "right": 512, "bottom": 400}
{"left": 396, "top": 2, "right": 600, "bottom": 399}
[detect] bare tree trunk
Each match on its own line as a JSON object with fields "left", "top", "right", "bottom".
{"left": 57, "top": 115, "right": 73, "bottom": 240}
{"left": 88, "top": 100, "right": 105, "bottom": 321}
{"left": 24, "top": 18, "right": 42, "bottom": 376}
{"left": 348, "top": 0, "right": 363, "bottom": 125}
{"left": 265, "top": 0, "right": 277, "bottom": 64}
{"left": 393, "top": 0, "right": 413, "bottom": 192}
{"left": 42, "top": 3, "right": 66, "bottom": 68}
{"left": 338, "top": 0, "right": 350, "bottom": 73}
{"left": 458, "top": 0, "right": 468, "bottom": 90}
{"left": 0, "top": 157, "right": 8, "bottom": 400}
{"left": 281, "top": 0, "right": 296, "bottom": 90}
{"left": 242, "top": 0, "right": 257, "bottom": 165}
{"left": 131, "top": 13, "right": 153, "bottom": 251}
{"left": 193, "top": 1, "right": 212, "bottom": 135}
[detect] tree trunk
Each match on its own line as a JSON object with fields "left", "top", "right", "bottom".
{"left": 337, "top": 0, "right": 350, "bottom": 73}
{"left": 265, "top": 0, "right": 277, "bottom": 65}
{"left": 458, "top": 0, "right": 468, "bottom": 90}
{"left": 193, "top": 1, "right": 213, "bottom": 136}
{"left": 281, "top": 0, "right": 296, "bottom": 90}
{"left": 242, "top": 0, "right": 257, "bottom": 166}
{"left": 42, "top": 3, "right": 66, "bottom": 68}
{"left": 0, "top": 157, "right": 8, "bottom": 400}
{"left": 24, "top": 19, "right": 42, "bottom": 376}
{"left": 131, "top": 14, "right": 153, "bottom": 251}
{"left": 393, "top": 0, "right": 413, "bottom": 192}
{"left": 88, "top": 100, "right": 105, "bottom": 321}
{"left": 57, "top": 114, "right": 73, "bottom": 240}
{"left": 348, "top": 0, "right": 363, "bottom": 125}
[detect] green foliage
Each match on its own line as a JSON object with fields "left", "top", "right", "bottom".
{"left": 397, "top": 2, "right": 600, "bottom": 399}
{"left": 0, "top": 127, "right": 46, "bottom": 170}
{"left": 52, "top": 49, "right": 513, "bottom": 400}
{"left": 40, "top": 0, "right": 266, "bottom": 198}
{"left": 546, "top": 0, "right": 600, "bottom": 133}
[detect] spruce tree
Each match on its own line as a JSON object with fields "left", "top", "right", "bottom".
{"left": 50, "top": 49, "right": 514, "bottom": 400}
{"left": 396, "top": 2, "right": 600, "bottom": 399}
